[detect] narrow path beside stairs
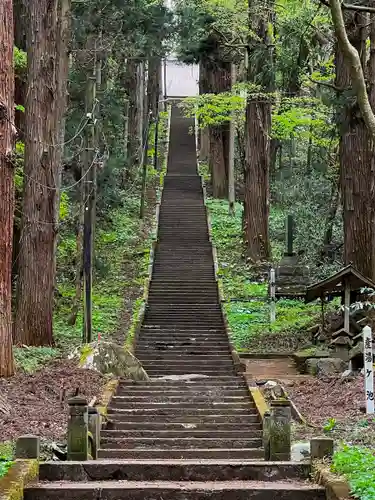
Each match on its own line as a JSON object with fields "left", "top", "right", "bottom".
{"left": 24, "top": 105, "right": 326, "bottom": 500}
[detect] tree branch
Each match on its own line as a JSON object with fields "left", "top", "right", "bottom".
{"left": 329, "top": 0, "right": 375, "bottom": 141}
{"left": 308, "top": 76, "right": 349, "bottom": 92}
{"left": 319, "top": 0, "right": 375, "bottom": 13}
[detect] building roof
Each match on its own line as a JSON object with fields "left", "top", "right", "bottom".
{"left": 305, "top": 264, "right": 375, "bottom": 303}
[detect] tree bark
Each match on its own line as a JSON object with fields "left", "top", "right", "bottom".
{"left": 14, "top": 0, "right": 26, "bottom": 136}
{"left": 243, "top": 99, "right": 271, "bottom": 262}
{"left": 335, "top": 9, "right": 375, "bottom": 280}
{"left": 0, "top": 0, "right": 15, "bottom": 376}
{"left": 243, "top": 0, "right": 273, "bottom": 262}
{"left": 199, "top": 58, "right": 210, "bottom": 162}
{"left": 125, "top": 58, "right": 141, "bottom": 172}
{"left": 206, "top": 53, "right": 230, "bottom": 199}
{"left": 147, "top": 56, "right": 160, "bottom": 119}
{"left": 14, "top": 0, "right": 70, "bottom": 346}
{"left": 329, "top": 0, "right": 375, "bottom": 141}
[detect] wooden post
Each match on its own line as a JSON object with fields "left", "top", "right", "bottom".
{"left": 154, "top": 112, "right": 159, "bottom": 170}
{"left": 140, "top": 113, "right": 152, "bottom": 219}
{"left": 270, "top": 267, "right": 276, "bottom": 323}
{"left": 344, "top": 280, "right": 350, "bottom": 333}
{"left": 163, "top": 58, "right": 167, "bottom": 111}
{"left": 363, "top": 325, "right": 374, "bottom": 414}
{"left": 228, "top": 63, "right": 236, "bottom": 215}
{"left": 83, "top": 40, "right": 97, "bottom": 344}
{"left": 286, "top": 215, "right": 294, "bottom": 256}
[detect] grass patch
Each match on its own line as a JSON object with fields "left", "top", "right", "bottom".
{"left": 332, "top": 445, "right": 375, "bottom": 500}
{"left": 206, "top": 197, "right": 321, "bottom": 352}
{"left": 0, "top": 442, "right": 14, "bottom": 479}
{"left": 15, "top": 186, "right": 157, "bottom": 373}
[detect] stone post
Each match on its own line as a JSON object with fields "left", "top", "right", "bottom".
{"left": 310, "top": 437, "right": 334, "bottom": 461}
{"left": 88, "top": 406, "right": 100, "bottom": 459}
{"left": 269, "top": 399, "right": 291, "bottom": 461}
{"left": 67, "top": 396, "right": 88, "bottom": 461}
{"left": 263, "top": 411, "right": 271, "bottom": 460}
{"left": 15, "top": 435, "right": 40, "bottom": 459}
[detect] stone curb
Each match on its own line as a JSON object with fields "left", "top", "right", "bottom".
{"left": 0, "top": 460, "right": 38, "bottom": 500}
{"left": 97, "top": 378, "right": 119, "bottom": 418}
{"left": 200, "top": 174, "right": 244, "bottom": 375}
{"left": 248, "top": 386, "right": 269, "bottom": 420}
{"left": 313, "top": 463, "right": 352, "bottom": 500}
{"left": 124, "top": 104, "right": 171, "bottom": 354}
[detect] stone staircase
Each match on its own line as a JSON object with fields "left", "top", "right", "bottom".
{"left": 24, "top": 106, "right": 326, "bottom": 499}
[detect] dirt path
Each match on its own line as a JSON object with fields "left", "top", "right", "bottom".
{"left": 242, "top": 356, "right": 311, "bottom": 384}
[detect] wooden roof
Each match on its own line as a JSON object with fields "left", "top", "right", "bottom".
{"left": 305, "top": 264, "right": 375, "bottom": 303}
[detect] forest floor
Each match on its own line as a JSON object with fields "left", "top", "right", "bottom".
{"left": 243, "top": 357, "right": 375, "bottom": 446}
{"left": 206, "top": 196, "right": 322, "bottom": 353}
{"left": 206, "top": 191, "right": 375, "bottom": 450}
{"left": 0, "top": 180, "right": 158, "bottom": 458}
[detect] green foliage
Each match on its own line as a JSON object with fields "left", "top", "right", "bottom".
{"left": 0, "top": 442, "right": 13, "bottom": 479}
{"left": 180, "top": 93, "right": 245, "bottom": 128}
{"left": 0, "top": 458, "right": 14, "bottom": 479}
{"left": 323, "top": 417, "right": 337, "bottom": 433}
{"left": 332, "top": 446, "right": 375, "bottom": 500}
{"left": 206, "top": 197, "right": 320, "bottom": 351}
{"left": 59, "top": 192, "right": 69, "bottom": 221}
{"left": 14, "top": 347, "right": 59, "bottom": 373}
{"left": 14, "top": 46, "right": 27, "bottom": 74}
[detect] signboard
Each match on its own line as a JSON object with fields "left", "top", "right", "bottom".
{"left": 363, "top": 326, "right": 374, "bottom": 414}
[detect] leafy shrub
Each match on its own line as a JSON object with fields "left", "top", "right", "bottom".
{"left": 332, "top": 445, "right": 375, "bottom": 500}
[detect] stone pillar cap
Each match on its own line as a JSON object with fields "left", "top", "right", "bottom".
{"left": 271, "top": 398, "right": 291, "bottom": 407}
{"left": 68, "top": 395, "right": 88, "bottom": 406}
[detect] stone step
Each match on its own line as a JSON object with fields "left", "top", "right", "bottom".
{"left": 100, "top": 429, "right": 262, "bottom": 439}
{"left": 139, "top": 328, "right": 226, "bottom": 333}
{"left": 25, "top": 480, "right": 325, "bottom": 499}
{"left": 106, "top": 420, "right": 261, "bottom": 430}
{"left": 108, "top": 401, "right": 254, "bottom": 410}
{"left": 106, "top": 413, "right": 260, "bottom": 424}
{"left": 139, "top": 361, "right": 234, "bottom": 369}
{"left": 138, "top": 334, "right": 227, "bottom": 340}
{"left": 144, "top": 370, "right": 237, "bottom": 376}
{"left": 135, "top": 349, "right": 231, "bottom": 356}
{"left": 141, "top": 323, "right": 225, "bottom": 328}
{"left": 115, "top": 389, "right": 247, "bottom": 397}
{"left": 145, "top": 304, "right": 222, "bottom": 310}
{"left": 107, "top": 408, "right": 256, "bottom": 416}
{"left": 135, "top": 347, "right": 230, "bottom": 353}
{"left": 111, "top": 396, "right": 250, "bottom": 404}
{"left": 117, "top": 378, "right": 246, "bottom": 386}
{"left": 135, "top": 357, "right": 234, "bottom": 364}
{"left": 99, "top": 437, "right": 263, "bottom": 449}
{"left": 38, "top": 460, "right": 310, "bottom": 483}
{"left": 97, "top": 449, "right": 266, "bottom": 460}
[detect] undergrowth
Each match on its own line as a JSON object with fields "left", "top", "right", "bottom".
{"left": 206, "top": 197, "right": 320, "bottom": 352}
{"left": 332, "top": 445, "right": 375, "bottom": 500}
{"left": 14, "top": 109, "right": 169, "bottom": 373}
{"left": 15, "top": 181, "right": 157, "bottom": 373}
{"left": 0, "top": 442, "right": 14, "bottom": 479}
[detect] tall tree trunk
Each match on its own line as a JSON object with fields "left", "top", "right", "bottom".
{"left": 125, "top": 58, "right": 140, "bottom": 172}
{"left": 243, "top": 0, "right": 273, "bottom": 262}
{"left": 147, "top": 56, "right": 160, "bottom": 119}
{"left": 336, "top": 10, "right": 375, "bottom": 279}
{"left": 0, "top": 0, "right": 15, "bottom": 376}
{"left": 14, "top": 0, "right": 27, "bottom": 136}
{"left": 14, "top": 0, "right": 70, "bottom": 346}
{"left": 199, "top": 58, "right": 210, "bottom": 162}
{"left": 243, "top": 99, "right": 271, "bottom": 262}
{"left": 206, "top": 49, "right": 230, "bottom": 198}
